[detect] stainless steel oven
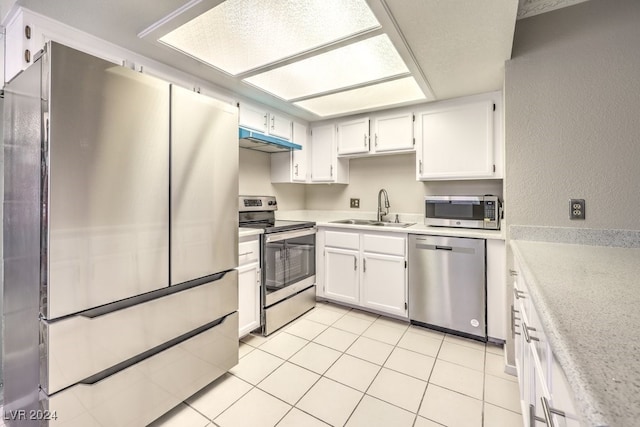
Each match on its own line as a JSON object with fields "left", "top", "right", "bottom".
{"left": 239, "top": 196, "right": 316, "bottom": 335}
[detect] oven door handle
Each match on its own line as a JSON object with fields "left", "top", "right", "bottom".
{"left": 265, "top": 227, "right": 317, "bottom": 243}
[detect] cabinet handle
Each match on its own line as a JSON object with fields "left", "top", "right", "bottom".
{"left": 375, "top": 133, "right": 378, "bottom": 147}
{"left": 541, "top": 396, "right": 565, "bottom": 427}
{"left": 295, "top": 164, "right": 298, "bottom": 176}
{"left": 239, "top": 252, "right": 253, "bottom": 257}
{"left": 509, "top": 269, "right": 518, "bottom": 276}
{"left": 513, "top": 287, "right": 526, "bottom": 300}
{"left": 264, "top": 114, "right": 268, "bottom": 128}
{"left": 363, "top": 258, "right": 366, "bottom": 272}
{"left": 511, "top": 305, "right": 521, "bottom": 338}
{"left": 354, "top": 256, "right": 357, "bottom": 271}
{"left": 271, "top": 116, "right": 275, "bottom": 130}
{"left": 419, "top": 160, "right": 423, "bottom": 174}
{"left": 364, "top": 134, "right": 367, "bottom": 147}
{"left": 330, "top": 165, "right": 333, "bottom": 177}
{"left": 522, "top": 321, "right": 539, "bottom": 343}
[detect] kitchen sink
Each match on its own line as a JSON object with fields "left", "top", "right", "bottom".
{"left": 330, "top": 219, "right": 415, "bottom": 228}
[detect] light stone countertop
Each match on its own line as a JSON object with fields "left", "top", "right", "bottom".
{"left": 276, "top": 210, "right": 505, "bottom": 240}
{"left": 511, "top": 240, "right": 640, "bottom": 427}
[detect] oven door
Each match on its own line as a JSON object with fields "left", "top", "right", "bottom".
{"left": 425, "top": 196, "right": 486, "bottom": 228}
{"left": 263, "top": 228, "right": 316, "bottom": 307}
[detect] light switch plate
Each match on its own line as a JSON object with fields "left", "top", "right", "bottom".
{"left": 350, "top": 198, "right": 360, "bottom": 208}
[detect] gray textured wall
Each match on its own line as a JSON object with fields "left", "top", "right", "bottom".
{"left": 505, "top": 0, "right": 640, "bottom": 230}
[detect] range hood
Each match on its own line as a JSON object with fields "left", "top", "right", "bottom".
{"left": 239, "top": 128, "right": 302, "bottom": 153}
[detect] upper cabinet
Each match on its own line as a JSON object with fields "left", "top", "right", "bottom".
{"left": 336, "top": 112, "right": 415, "bottom": 157}
{"left": 310, "top": 123, "right": 349, "bottom": 184}
{"left": 239, "top": 102, "right": 293, "bottom": 141}
{"left": 337, "top": 117, "right": 370, "bottom": 155}
{"left": 372, "top": 111, "right": 415, "bottom": 154}
{"left": 271, "top": 121, "right": 310, "bottom": 183}
{"left": 415, "top": 91, "right": 503, "bottom": 180}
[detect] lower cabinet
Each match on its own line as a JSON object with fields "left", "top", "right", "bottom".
{"left": 318, "top": 228, "right": 408, "bottom": 318}
{"left": 237, "top": 235, "right": 261, "bottom": 337}
{"left": 324, "top": 247, "right": 360, "bottom": 304}
{"left": 512, "top": 258, "right": 582, "bottom": 427}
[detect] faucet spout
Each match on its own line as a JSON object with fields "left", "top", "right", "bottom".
{"left": 377, "top": 189, "right": 390, "bottom": 221}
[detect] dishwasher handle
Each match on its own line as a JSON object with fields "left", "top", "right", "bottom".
{"left": 414, "top": 243, "right": 475, "bottom": 254}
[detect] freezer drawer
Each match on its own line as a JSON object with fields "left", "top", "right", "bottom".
{"left": 45, "top": 312, "right": 238, "bottom": 427}
{"left": 408, "top": 234, "right": 486, "bottom": 340}
{"left": 43, "top": 271, "right": 237, "bottom": 394}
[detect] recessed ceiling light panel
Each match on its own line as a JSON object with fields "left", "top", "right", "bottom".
{"left": 159, "top": 0, "right": 380, "bottom": 75}
{"left": 293, "top": 76, "right": 427, "bottom": 117}
{"left": 243, "top": 34, "right": 409, "bottom": 100}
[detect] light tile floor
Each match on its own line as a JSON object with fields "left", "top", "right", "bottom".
{"left": 149, "top": 302, "right": 523, "bottom": 427}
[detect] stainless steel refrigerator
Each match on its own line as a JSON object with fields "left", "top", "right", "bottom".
{"left": 2, "top": 42, "right": 239, "bottom": 426}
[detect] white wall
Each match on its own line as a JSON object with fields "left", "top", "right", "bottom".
{"left": 505, "top": 0, "right": 640, "bottom": 230}
{"left": 239, "top": 148, "right": 306, "bottom": 211}
{"left": 305, "top": 154, "right": 503, "bottom": 214}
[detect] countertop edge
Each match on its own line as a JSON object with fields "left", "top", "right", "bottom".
{"left": 510, "top": 240, "right": 609, "bottom": 427}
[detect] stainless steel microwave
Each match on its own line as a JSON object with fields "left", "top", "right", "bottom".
{"left": 425, "top": 195, "right": 501, "bottom": 230}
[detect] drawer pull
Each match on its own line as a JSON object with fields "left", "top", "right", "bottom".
{"left": 513, "top": 287, "right": 526, "bottom": 300}
{"left": 522, "top": 321, "right": 539, "bottom": 343}
{"left": 511, "top": 305, "right": 521, "bottom": 337}
{"left": 509, "top": 269, "right": 518, "bottom": 276}
{"left": 239, "top": 252, "right": 253, "bottom": 257}
{"left": 531, "top": 398, "right": 565, "bottom": 427}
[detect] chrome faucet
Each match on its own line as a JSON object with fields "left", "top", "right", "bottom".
{"left": 377, "top": 188, "right": 390, "bottom": 221}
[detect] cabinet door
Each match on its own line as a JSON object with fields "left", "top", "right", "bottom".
{"left": 269, "top": 113, "right": 293, "bottom": 140}
{"left": 337, "top": 117, "right": 370, "bottom": 155}
{"left": 373, "top": 112, "right": 414, "bottom": 153}
{"left": 292, "top": 122, "right": 308, "bottom": 182}
{"left": 417, "top": 100, "right": 494, "bottom": 180}
{"left": 239, "top": 103, "right": 268, "bottom": 133}
{"left": 237, "top": 263, "right": 261, "bottom": 338}
{"left": 324, "top": 247, "right": 359, "bottom": 304}
{"left": 310, "top": 124, "right": 336, "bottom": 182}
{"left": 361, "top": 253, "right": 407, "bottom": 317}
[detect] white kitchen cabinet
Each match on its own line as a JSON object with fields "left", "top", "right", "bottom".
{"left": 416, "top": 91, "right": 503, "bottom": 180}
{"left": 271, "top": 121, "right": 310, "bottom": 183}
{"left": 324, "top": 247, "right": 360, "bottom": 304}
{"left": 512, "top": 259, "right": 582, "bottom": 427}
{"left": 269, "top": 113, "right": 294, "bottom": 140}
{"left": 237, "top": 235, "right": 261, "bottom": 338}
{"left": 310, "top": 123, "right": 349, "bottom": 183}
{"left": 337, "top": 117, "right": 370, "bottom": 155}
{"left": 361, "top": 252, "right": 407, "bottom": 317}
{"left": 487, "top": 239, "right": 507, "bottom": 341}
{"left": 372, "top": 111, "right": 415, "bottom": 154}
{"left": 319, "top": 228, "right": 408, "bottom": 318}
{"left": 239, "top": 102, "right": 293, "bottom": 141}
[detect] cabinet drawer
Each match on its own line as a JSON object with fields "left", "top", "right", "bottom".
{"left": 363, "top": 234, "right": 405, "bottom": 256}
{"left": 325, "top": 230, "right": 359, "bottom": 250}
{"left": 239, "top": 239, "right": 260, "bottom": 265}
{"left": 47, "top": 312, "right": 238, "bottom": 427}
{"left": 44, "top": 271, "right": 237, "bottom": 394}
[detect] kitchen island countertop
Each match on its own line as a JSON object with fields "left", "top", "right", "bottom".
{"left": 511, "top": 239, "right": 640, "bottom": 427}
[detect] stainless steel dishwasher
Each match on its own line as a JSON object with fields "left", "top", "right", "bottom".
{"left": 408, "top": 234, "right": 486, "bottom": 341}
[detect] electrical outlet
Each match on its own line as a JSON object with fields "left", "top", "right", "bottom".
{"left": 570, "top": 199, "right": 585, "bottom": 220}
{"left": 350, "top": 198, "right": 360, "bottom": 208}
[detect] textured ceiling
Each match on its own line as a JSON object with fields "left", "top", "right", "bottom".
{"left": 9, "top": 0, "right": 586, "bottom": 120}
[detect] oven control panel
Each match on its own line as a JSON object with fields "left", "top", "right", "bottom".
{"left": 239, "top": 195, "right": 277, "bottom": 211}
